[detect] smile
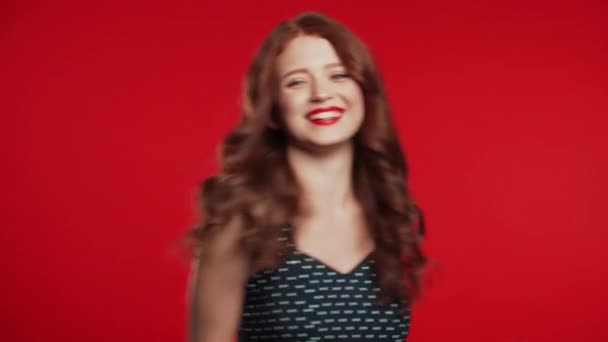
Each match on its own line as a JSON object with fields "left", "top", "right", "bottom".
{"left": 306, "top": 106, "right": 345, "bottom": 126}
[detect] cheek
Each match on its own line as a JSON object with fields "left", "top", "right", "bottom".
{"left": 349, "top": 88, "right": 366, "bottom": 131}
{"left": 346, "top": 86, "right": 365, "bottom": 115}
{"left": 279, "top": 91, "right": 308, "bottom": 118}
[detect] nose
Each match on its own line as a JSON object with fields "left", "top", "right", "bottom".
{"left": 309, "top": 77, "right": 332, "bottom": 102}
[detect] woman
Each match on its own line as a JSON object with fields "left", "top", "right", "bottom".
{"left": 186, "top": 12, "right": 427, "bottom": 342}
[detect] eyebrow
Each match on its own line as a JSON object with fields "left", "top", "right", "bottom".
{"left": 280, "top": 62, "right": 344, "bottom": 81}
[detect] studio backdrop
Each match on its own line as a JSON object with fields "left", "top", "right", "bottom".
{"left": 3, "top": 1, "right": 607, "bottom": 341}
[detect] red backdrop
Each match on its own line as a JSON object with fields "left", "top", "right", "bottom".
{"left": 3, "top": 0, "right": 607, "bottom": 341}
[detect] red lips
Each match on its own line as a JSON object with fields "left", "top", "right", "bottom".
{"left": 305, "top": 106, "right": 345, "bottom": 126}
{"left": 305, "top": 106, "right": 345, "bottom": 118}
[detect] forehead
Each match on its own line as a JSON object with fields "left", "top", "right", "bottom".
{"left": 276, "top": 35, "right": 342, "bottom": 74}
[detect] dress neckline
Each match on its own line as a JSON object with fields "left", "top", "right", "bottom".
{"left": 281, "top": 223, "right": 375, "bottom": 275}
{"left": 292, "top": 247, "right": 375, "bottom": 275}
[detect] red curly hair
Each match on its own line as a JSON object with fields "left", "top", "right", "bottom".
{"left": 186, "top": 12, "right": 428, "bottom": 308}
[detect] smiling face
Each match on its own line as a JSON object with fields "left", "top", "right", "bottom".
{"left": 275, "top": 35, "right": 365, "bottom": 151}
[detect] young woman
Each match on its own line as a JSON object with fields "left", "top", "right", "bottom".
{"left": 186, "top": 12, "right": 427, "bottom": 342}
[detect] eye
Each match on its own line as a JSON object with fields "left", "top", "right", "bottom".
{"left": 331, "top": 72, "right": 351, "bottom": 80}
{"left": 286, "top": 79, "right": 306, "bottom": 88}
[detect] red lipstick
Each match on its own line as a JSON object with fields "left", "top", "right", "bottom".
{"left": 305, "top": 106, "right": 345, "bottom": 126}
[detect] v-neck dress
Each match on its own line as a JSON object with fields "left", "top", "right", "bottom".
{"left": 237, "top": 226, "right": 411, "bottom": 341}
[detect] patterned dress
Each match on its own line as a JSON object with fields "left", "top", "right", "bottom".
{"left": 237, "top": 226, "right": 411, "bottom": 341}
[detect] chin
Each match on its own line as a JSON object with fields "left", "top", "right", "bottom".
{"left": 308, "top": 136, "right": 356, "bottom": 148}
{"left": 289, "top": 129, "right": 359, "bottom": 151}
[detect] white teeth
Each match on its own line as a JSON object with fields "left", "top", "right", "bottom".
{"left": 309, "top": 111, "right": 341, "bottom": 120}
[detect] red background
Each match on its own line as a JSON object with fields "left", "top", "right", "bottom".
{"left": 3, "top": 0, "right": 607, "bottom": 341}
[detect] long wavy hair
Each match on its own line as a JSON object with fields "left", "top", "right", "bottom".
{"left": 186, "top": 12, "right": 428, "bottom": 308}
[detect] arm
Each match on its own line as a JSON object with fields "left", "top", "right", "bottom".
{"left": 187, "top": 217, "right": 249, "bottom": 342}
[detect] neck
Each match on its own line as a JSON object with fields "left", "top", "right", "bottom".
{"left": 286, "top": 141, "right": 358, "bottom": 219}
